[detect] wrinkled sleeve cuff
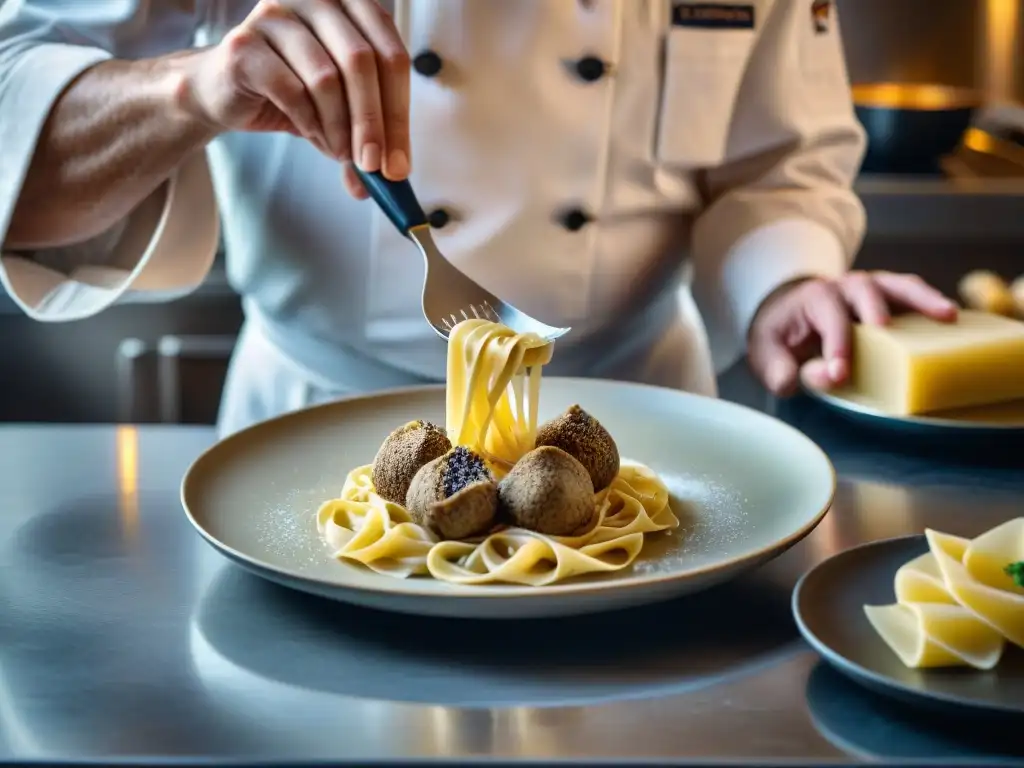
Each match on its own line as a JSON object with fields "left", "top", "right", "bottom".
{"left": 0, "top": 41, "right": 220, "bottom": 321}
{"left": 0, "top": 150, "right": 220, "bottom": 321}
{"left": 706, "top": 218, "right": 849, "bottom": 372}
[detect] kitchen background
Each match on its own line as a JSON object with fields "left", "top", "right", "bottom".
{"left": 2, "top": 0, "right": 1022, "bottom": 425}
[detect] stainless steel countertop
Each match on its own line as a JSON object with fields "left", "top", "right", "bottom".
{"left": 2, "top": 366, "right": 1023, "bottom": 767}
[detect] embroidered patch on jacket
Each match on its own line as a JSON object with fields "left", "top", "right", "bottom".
{"left": 812, "top": 0, "right": 831, "bottom": 33}
{"left": 672, "top": 3, "right": 756, "bottom": 30}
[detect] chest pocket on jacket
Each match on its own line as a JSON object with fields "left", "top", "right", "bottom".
{"left": 654, "top": 25, "right": 757, "bottom": 168}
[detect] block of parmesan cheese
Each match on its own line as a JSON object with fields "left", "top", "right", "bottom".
{"left": 841, "top": 310, "right": 1024, "bottom": 416}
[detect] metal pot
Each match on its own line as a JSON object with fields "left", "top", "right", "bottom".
{"left": 853, "top": 83, "right": 983, "bottom": 175}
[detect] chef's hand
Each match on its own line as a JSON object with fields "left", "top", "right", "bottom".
{"left": 181, "top": 0, "right": 410, "bottom": 198}
{"left": 747, "top": 271, "right": 958, "bottom": 397}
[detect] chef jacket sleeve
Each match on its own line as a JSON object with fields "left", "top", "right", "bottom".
{"left": 688, "top": 0, "right": 867, "bottom": 374}
{"left": 0, "top": 0, "right": 219, "bottom": 322}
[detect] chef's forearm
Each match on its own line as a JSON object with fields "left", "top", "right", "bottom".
{"left": 5, "top": 53, "right": 216, "bottom": 251}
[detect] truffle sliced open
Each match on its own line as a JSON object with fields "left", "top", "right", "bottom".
{"left": 498, "top": 446, "right": 596, "bottom": 536}
{"left": 535, "top": 404, "right": 620, "bottom": 491}
{"left": 371, "top": 420, "right": 451, "bottom": 505}
{"left": 406, "top": 446, "right": 499, "bottom": 539}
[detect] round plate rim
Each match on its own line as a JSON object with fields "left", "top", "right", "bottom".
{"left": 792, "top": 534, "right": 1022, "bottom": 716}
{"left": 804, "top": 386, "right": 1024, "bottom": 432}
{"left": 181, "top": 376, "right": 836, "bottom": 601}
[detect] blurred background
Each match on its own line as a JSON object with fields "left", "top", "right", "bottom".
{"left": 2, "top": 0, "right": 1022, "bottom": 425}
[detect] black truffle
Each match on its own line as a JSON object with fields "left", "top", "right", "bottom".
{"left": 498, "top": 446, "right": 595, "bottom": 536}
{"left": 371, "top": 420, "right": 451, "bottom": 505}
{"left": 535, "top": 404, "right": 620, "bottom": 491}
{"left": 406, "top": 446, "right": 499, "bottom": 539}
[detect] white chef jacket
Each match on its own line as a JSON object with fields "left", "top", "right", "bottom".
{"left": 0, "top": 0, "right": 866, "bottom": 436}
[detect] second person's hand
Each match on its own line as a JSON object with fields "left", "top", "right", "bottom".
{"left": 179, "top": 0, "right": 410, "bottom": 198}
{"left": 747, "top": 270, "right": 959, "bottom": 397}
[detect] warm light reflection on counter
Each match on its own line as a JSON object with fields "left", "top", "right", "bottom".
{"left": 116, "top": 426, "right": 139, "bottom": 541}
{"left": 810, "top": 499, "right": 843, "bottom": 560}
{"left": 421, "top": 706, "right": 491, "bottom": 755}
{"left": 848, "top": 481, "right": 918, "bottom": 541}
{"left": 422, "top": 705, "right": 593, "bottom": 756}
{"left": 807, "top": 480, "right": 922, "bottom": 562}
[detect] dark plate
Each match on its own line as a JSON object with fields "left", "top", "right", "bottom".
{"left": 792, "top": 535, "right": 1024, "bottom": 716}
{"left": 852, "top": 83, "right": 981, "bottom": 175}
{"left": 804, "top": 386, "right": 1024, "bottom": 437}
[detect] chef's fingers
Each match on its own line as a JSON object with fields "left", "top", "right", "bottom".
{"left": 839, "top": 270, "right": 890, "bottom": 326}
{"left": 225, "top": 25, "right": 325, "bottom": 148}
{"left": 872, "top": 271, "right": 959, "bottom": 322}
{"left": 747, "top": 330, "right": 802, "bottom": 397}
{"left": 799, "top": 358, "right": 837, "bottom": 391}
{"left": 255, "top": 9, "right": 347, "bottom": 157}
{"left": 801, "top": 280, "right": 851, "bottom": 386}
{"left": 258, "top": 109, "right": 303, "bottom": 135}
{"left": 298, "top": 0, "right": 385, "bottom": 171}
{"left": 341, "top": 162, "right": 370, "bottom": 199}
{"left": 271, "top": 113, "right": 303, "bottom": 135}
{"left": 340, "top": 0, "right": 411, "bottom": 180}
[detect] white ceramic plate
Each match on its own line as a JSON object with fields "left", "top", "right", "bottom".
{"left": 805, "top": 387, "right": 1024, "bottom": 436}
{"left": 182, "top": 378, "right": 835, "bottom": 619}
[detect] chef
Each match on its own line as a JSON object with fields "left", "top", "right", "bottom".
{"left": 0, "top": 0, "right": 955, "bottom": 436}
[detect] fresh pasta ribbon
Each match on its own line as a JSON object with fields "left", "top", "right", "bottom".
{"left": 318, "top": 317, "right": 680, "bottom": 587}
{"left": 426, "top": 533, "right": 646, "bottom": 587}
{"left": 317, "top": 471, "right": 437, "bottom": 578}
{"left": 929, "top": 522, "right": 1024, "bottom": 648}
{"left": 863, "top": 518, "right": 1024, "bottom": 670}
{"left": 446, "top": 319, "right": 552, "bottom": 469}
{"left": 316, "top": 462, "right": 678, "bottom": 586}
